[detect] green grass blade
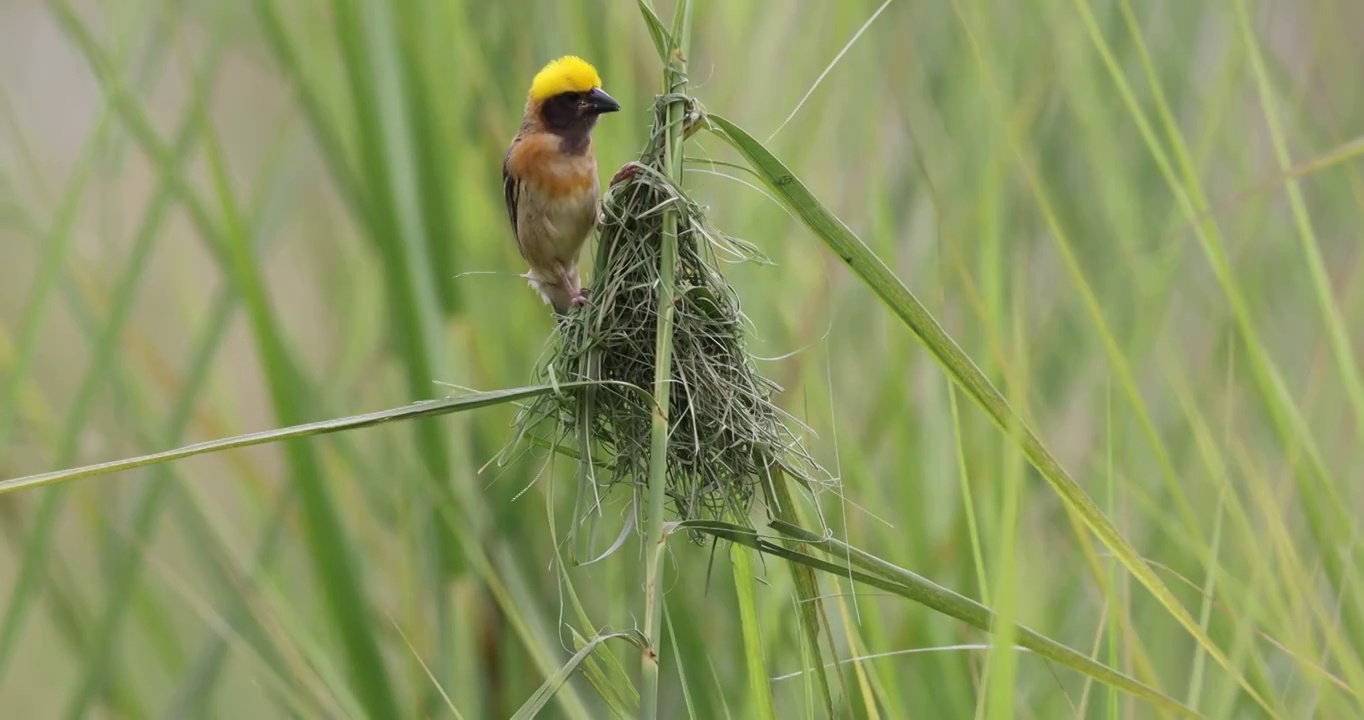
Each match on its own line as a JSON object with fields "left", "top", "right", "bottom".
{"left": 759, "top": 463, "right": 837, "bottom": 713}
{"left": 984, "top": 290, "right": 1028, "bottom": 720}
{"left": 663, "top": 605, "right": 699, "bottom": 720}
{"left": 552, "top": 517, "right": 640, "bottom": 716}
{"left": 706, "top": 112, "right": 1268, "bottom": 715}
{"left": 641, "top": 2, "right": 694, "bottom": 718}
{"left": 64, "top": 99, "right": 290, "bottom": 720}
{"left": 731, "top": 543, "right": 777, "bottom": 720}
{"left": 8, "top": 4, "right": 1360, "bottom": 718}
{"left": 510, "top": 630, "right": 647, "bottom": 720}
{"left": 690, "top": 520, "right": 1200, "bottom": 718}
{"left": 61, "top": 291, "right": 232, "bottom": 718}
{"left": 0, "top": 88, "right": 110, "bottom": 453}
{"left": 392, "top": 1, "right": 462, "bottom": 316}
{"left": 184, "top": 111, "right": 403, "bottom": 717}
{"left": 255, "top": 5, "right": 606, "bottom": 716}
{"left": 162, "top": 487, "right": 308, "bottom": 717}
{"left": 51, "top": 36, "right": 225, "bottom": 719}
{"left": 315, "top": 5, "right": 470, "bottom": 697}
{"left": 634, "top": 0, "right": 672, "bottom": 62}
{"left": 0, "top": 5, "right": 178, "bottom": 708}
{"left": 1234, "top": 1, "right": 1364, "bottom": 450}
{"left": 0, "top": 385, "right": 576, "bottom": 495}
{"left": 252, "top": 0, "right": 367, "bottom": 220}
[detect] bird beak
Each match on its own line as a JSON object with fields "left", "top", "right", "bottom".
{"left": 585, "top": 87, "right": 621, "bottom": 115}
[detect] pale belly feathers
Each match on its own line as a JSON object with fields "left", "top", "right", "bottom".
{"left": 515, "top": 176, "right": 600, "bottom": 274}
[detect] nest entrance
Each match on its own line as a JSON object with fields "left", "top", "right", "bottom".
{"left": 515, "top": 95, "right": 822, "bottom": 528}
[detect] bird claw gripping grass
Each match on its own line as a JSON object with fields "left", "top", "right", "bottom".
{"left": 513, "top": 94, "right": 824, "bottom": 531}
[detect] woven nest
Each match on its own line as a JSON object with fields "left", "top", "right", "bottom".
{"left": 513, "top": 94, "right": 823, "bottom": 528}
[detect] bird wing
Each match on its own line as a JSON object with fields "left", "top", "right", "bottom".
{"left": 501, "top": 148, "right": 520, "bottom": 239}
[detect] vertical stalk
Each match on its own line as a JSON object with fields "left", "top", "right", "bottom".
{"left": 760, "top": 461, "right": 839, "bottom": 712}
{"left": 640, "top": 1, "right": 693, "bottom": 718}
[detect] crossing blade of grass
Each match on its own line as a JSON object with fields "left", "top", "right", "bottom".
{"left": 162, "top": 482, "right": 299, "bottom": 717}
{"left": 1187, "top": 497, "right": 1226, "bottom": 709}
{"left": 1057, "top": 24, "right": 1324, "bottom": 700}
{"left": 827, "top": 577, "right": 887, "bottom": 718}
{"left": 2, "top": 378, "right": 614, "bottom": 717}
{"left": 49, "top": 5, "right": 463, "bottom": 714}
{"left": 0, "top": 385, "right": 582, "bottom": 495}
{"left": 688, "top": 520, "right": 1201, "bottom": 718}
{"left": 0, "top": 222, "right": 206, "bottom": 710}
{"left": 706, "top": 113, "right": 1272, "bottom": 716}
{"left": 1235, "top": 0, "right": 1364, "bottom": 474}
{"left": 252, "top": 0, "right": 366, "bottom": 220}
{"left": 510, "top": 630, "right": 648, "bottom": 720}
{"left": 81, "top": 493, "right": 328, "bottom": 717}
{"left": 285, "top": 0, "right": 470, "bottom": 697}
{"left": 68, "top": 42, "right": 227, "bottom": 706}
{"left": 323, "top": 0, "right": 454, "bottom": 480}
{"left": 392, "top": 0, "right": 462, "bottom": 317}
{"left": 561, "top": 617, "right": 637, "bottom": 718}
{"left": 179, "top": 491, "right": 372, "bottom": 720}
{"left": 40, "top": 10, "right": 403, "bottom": 713}
{"left": 759, "top": 462, "right": 837, "bottom": 714}
{"left": 66, "top": 62, "right": 280, "bottom": 714}
{"left": 482, "top": 536, "right": 596, "bottom": 720}
{"left": 1076, "top": 0, "right": 1357, "bottom": 650}
{"left": 732, "top": 542, "right": 778, "bottom": 720}
{"left": 1145, "top": 19, "right": 1364, "bottom": 704}
{"left": 0, "top": 6, "right": 180, "bottom": 706}
{"left": 191, "top": 114, "right": 405, "bottom": 718}
{"left": 0, "top": 84, "right": 147, "bottom": 704}
{"left": 24, "top": 116, "right": 321, "bottom": 713}
{"left": 111, "top": 15, "right": 638, "bottom": 700}
{"left": 0, "top": 42, "right": 115, "bottom": 454}
{"left": 635, "top": 0, "right": 672, "bottom": 62}
{"left": 552, "top": 511, "right": 640, "bottom": 716}
{"left": 337, "top": 6, "right": 472, "bottom": 698}
{"left": 62, "top": 285, "right": 234, "bottom": 719}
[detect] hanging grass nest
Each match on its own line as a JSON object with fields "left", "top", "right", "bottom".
{"left": 513, "top": 94, "right": 824, "bottom": 526}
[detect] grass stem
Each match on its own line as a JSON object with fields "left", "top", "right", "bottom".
{"left": 640, "top": 1, "right": 694, "bottom": 717}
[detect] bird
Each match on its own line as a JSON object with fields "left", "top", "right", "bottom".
{"left": 502, "top": 55, "right": 621, "bottom": 315}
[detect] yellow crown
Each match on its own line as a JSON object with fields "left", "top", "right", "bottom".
{"left": 528, "top": 55, "right": 603, "bottom": 102}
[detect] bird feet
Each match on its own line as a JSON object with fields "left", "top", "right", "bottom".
{"left": 570, "top": 287, "right": 591, "bottom": 308}
{"left": 610, "top": 161, "right": 644, "bottom": 187}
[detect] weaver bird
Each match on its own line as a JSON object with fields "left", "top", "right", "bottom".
{"left": 503, "top": 55, "right": 621, "bottom": 315}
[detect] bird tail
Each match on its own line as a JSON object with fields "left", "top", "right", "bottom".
{"left": 525, "top": 271, "right": 576, "bottom": 316}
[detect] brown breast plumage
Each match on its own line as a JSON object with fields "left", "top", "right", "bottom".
{"left": 503, "top": 131, "right": 601, "bottom": 275}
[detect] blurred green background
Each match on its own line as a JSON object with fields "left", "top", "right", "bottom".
{"left": 2, "top": 0, "right": 1363, "bottom": 717}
